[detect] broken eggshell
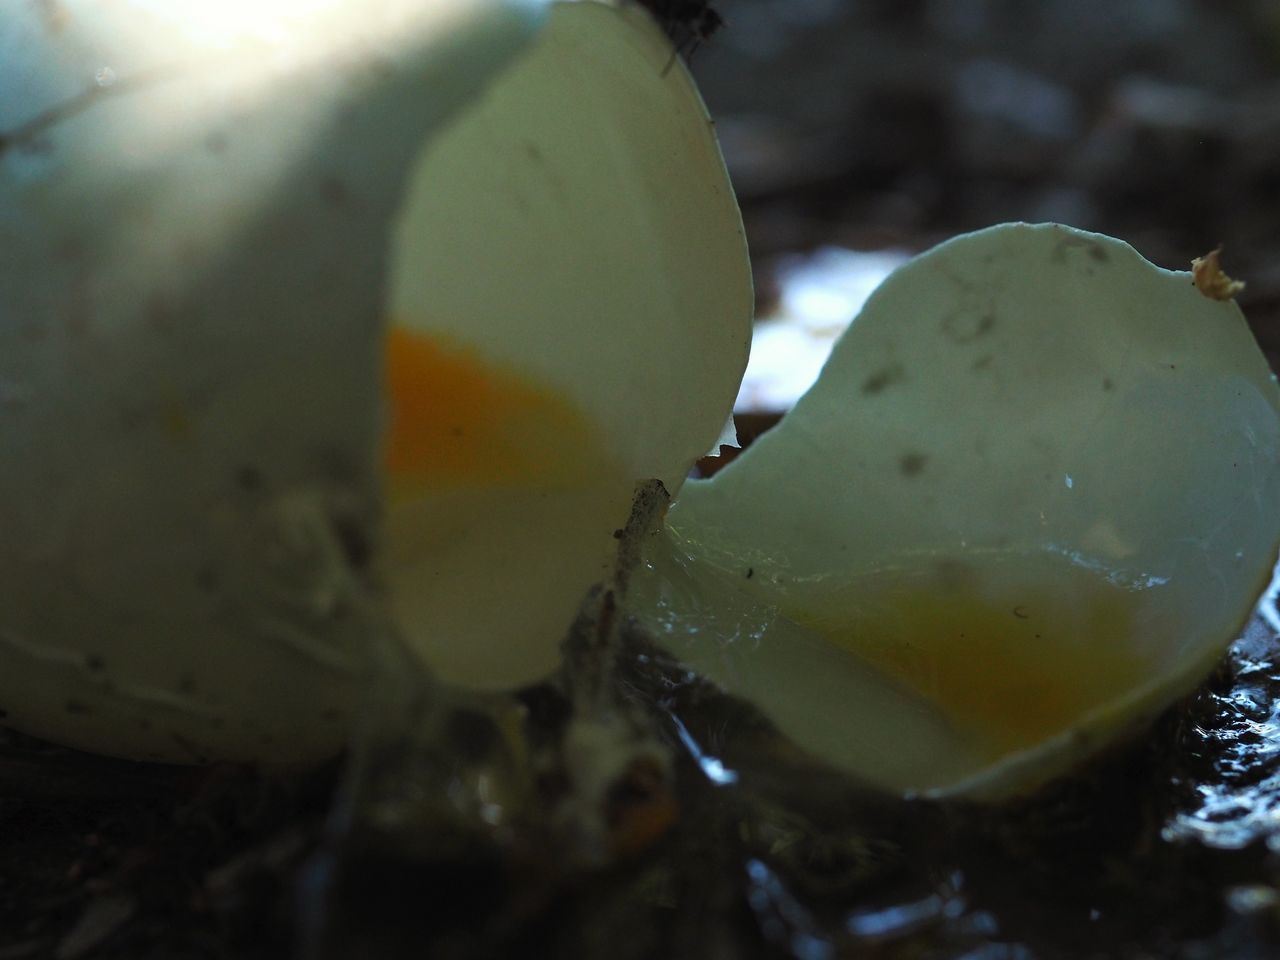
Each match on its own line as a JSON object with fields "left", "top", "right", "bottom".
{"left": 8, "top": 0, "right": 1268, "bottom": 810}
{"left": 381, "top": 0, "right": 751, "bottom": 691}
{"left": 0, "top": 0, "right": 751, "bottom": 763}
{"left": 634, "top": 223, "right": 1280, "bottom": 800}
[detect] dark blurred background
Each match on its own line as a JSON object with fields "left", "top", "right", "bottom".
{"left": 685, "top": 0, "right": 1280, "bottom": 370}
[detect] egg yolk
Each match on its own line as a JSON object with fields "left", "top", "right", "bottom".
{"left": 384, "top": 326, "right": 610, "bottom": 494}
{"left": 791, "top": 557, "right": 1152, "bottom": 763}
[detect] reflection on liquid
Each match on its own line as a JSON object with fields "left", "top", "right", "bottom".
{"left": 846, "top": 891, "right": 956, "bottom": 940}
{"left": 643, "top": 559, "right": 1280, "bottom": 958}
{"left": 671, "top": 715, "right": 739, "bottom": 786}
{"left": 1163, "top": 581, "right": 1280, "bottom": 851}
{"left": 745, "top": 858, "right": 834, "bottom": 960}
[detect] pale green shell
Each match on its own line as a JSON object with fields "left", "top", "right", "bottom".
{"left": 384, "top": 1, "right": 751, "bottom": 690}
{"left": 637, "top": 223, "right": 1280, "bottom": 799}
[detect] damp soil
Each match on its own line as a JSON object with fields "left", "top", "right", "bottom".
{"left": 3, "top": 607, "right": 1280, "bottom": 960}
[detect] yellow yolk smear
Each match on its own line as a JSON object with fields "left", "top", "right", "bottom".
{"left": 384, "top": 325, "right": 617, "bottom": 496}
{"left": 381, "top": 324, "right": 635, "bottom": 690}
{"left": 788, "top": 555, "right": 1154, "bottom": 765}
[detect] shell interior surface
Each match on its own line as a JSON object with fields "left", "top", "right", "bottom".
{"left": 634, "top": 223, "right": 1280, "bottom": 799}
{"left": 382, "top": 0, "right": 751, "bottom": 691}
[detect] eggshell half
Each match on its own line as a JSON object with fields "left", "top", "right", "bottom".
{"left": 0, "top": 0, "right": 752, "bottom": 762}
{"left": 0, "top": 0, "right": 547, "bottom": 763}
{"left": 637, "top": 223, "right": 1280, "bottom": 799}
{"left": 383, "top": 1, "right": 751, "bottom": 690}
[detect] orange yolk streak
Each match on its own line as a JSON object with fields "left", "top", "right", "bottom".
{"left": 384, "top": 326, "right": 610, "bottom": 494}
{"left": 793, "top": 562, "right": 1151, "bottom": 763}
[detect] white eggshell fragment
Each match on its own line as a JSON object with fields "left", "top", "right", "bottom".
{"left": 0, "top": 0, "right": 547, "bottom": 764}
{"left": 636, "top": 223, "right": 1280, "bottom": 799}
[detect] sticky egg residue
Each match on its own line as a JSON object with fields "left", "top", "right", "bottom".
{"left": 380, "top": 324, "right": 636, "bottom": 691}
{"left": 789, "top": 553, "right": 1152, "bottom": 769}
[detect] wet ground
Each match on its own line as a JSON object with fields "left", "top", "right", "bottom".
{"left": 4, "top": 598, "right": 1280, "bottom": 959}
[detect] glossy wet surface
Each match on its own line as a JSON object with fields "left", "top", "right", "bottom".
{"left": 567, "top": 605, "right": 1280, "bottom": 959}
{"left": 305, "top": 568, "right": 1280, "bottom": 960}
{"left": 2, "top": 584, "right": 1279, "bottom": 958}
{"left": 684, "top": 607, "right": 1280, "bottom": 959}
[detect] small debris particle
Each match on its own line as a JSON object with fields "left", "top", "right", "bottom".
{"left": 942, "top": 311, "right": 995, "bottom": 343}
{"left": 862, "top": 364, "right": 906, "bottom": 395}
{"left": 746, "top": 567, "right": 755, "bottom": 579}
{"left": 1013, "top": 606, "right": 1030, "bottom": 620}
{"left": 638, "top": 0, "right": 724, "bottom": 61}
{"left": 900, "top": 452, "right": 928, "bottom": 477}
{"left": 85, "top": 655, "right": 105, "bottom": 672}
{"left": 1191, "top": 247, "right": 1245, "bottom": 301}
{"left": 1052, "top": 234, "right": 1110, "bottom": 264}
{"left": 65, "top": 700, "right": 91, "bottom": 715}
